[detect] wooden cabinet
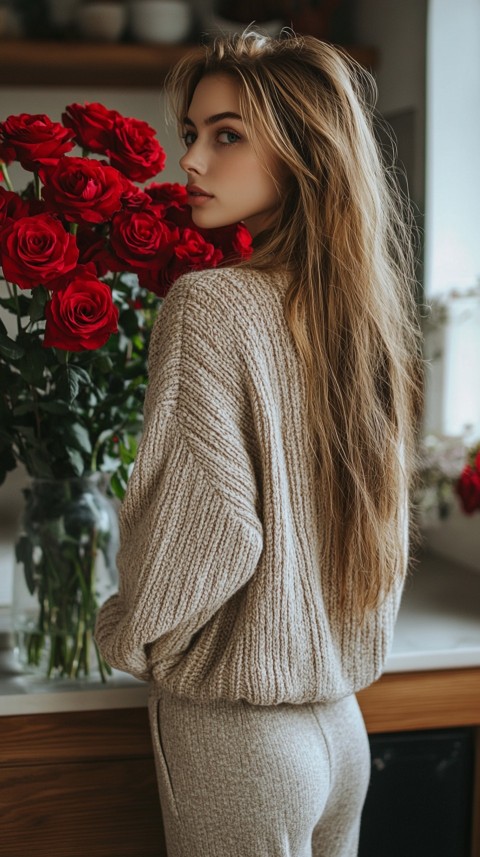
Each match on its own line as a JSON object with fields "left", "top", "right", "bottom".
{"left": 0, "top": 707, "right": 168, "bottom": 857}
{"left": 0, "top": 667, "right": 479, "bottom": 857}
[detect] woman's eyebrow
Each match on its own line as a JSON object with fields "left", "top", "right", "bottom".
{"left": 183, "top": 111, "right": 243, "bottom": 128}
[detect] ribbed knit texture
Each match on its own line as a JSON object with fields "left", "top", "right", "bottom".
{"left": 94, "top": 266, "right": 408, "bottom": 705}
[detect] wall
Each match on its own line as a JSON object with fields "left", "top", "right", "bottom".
{"left": 424, "top": 0, "right": 480, "bottom": 298}
{"left": 353, "top": 0, "right": 427, "bottom": 211}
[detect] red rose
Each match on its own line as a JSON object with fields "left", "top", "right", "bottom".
{"left": 41, "top": 157, "right": 124, "bottom": 224}
{"left": 43, "top": 270, "right": 118, "bottom": 351}
{"left": 62, "top": 102, "right": 120, "bottom": 154}
{"left": 27, "top": 197, "right": 48, "bottom": 217}
{"left": 232, "top": 223, "right": 253, "bottom": 258}
{"left": 109, "top": 209, "right": 179, "bottom": 270}
{"left": 0, "top": 187, "right": 30, "bottom": 228}
{"left": 139, "top": 228, "right": 223, "bottom": 296}
{"left": 201, "top": 222, "right": 252, "bottom": 262}
{"left": 75, "top": 225, "right": 112, "bottom": 277}
{"left": 106, "top": 116, "right": 166, "bottom": 182}
{"left": 139, "top": 254, "right": 186, "bottom": 297}
{"left": 174, "top": 228, "right": 224, "bottom": 270}
{"left": 145, "top": 182, "right": 188, "bottom": 212}
{"left": 455, "top": 465, "right": 480, "bottom": 515}
{"left": 0, "top": 113, "right": 75, "bottom": 172}
{"left": 0, "top": 213, "right": 79, "bottom": 289}
{"left": 118, "top": 175, "right": 152, "bottom": 210}
{"left": 146, "top": 184, "right": 192, "bottom": 229}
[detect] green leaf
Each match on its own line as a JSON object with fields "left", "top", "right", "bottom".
{"left": 109, "top": 470, "right": 127, "bottom": 501}
{"left": 13, "top": 403, "right": 34, "bottom": 416}
{"left": 119, "top": 308, "right": 140, "bottom": 336}
{"left": 28, "top": 451, "right": 54, "bottom": 478}
{"left": 70, "top": 366, "right": 92, "bottom": 387}
{"left": 0, "top": 294, "right": 31, "bottom": 316}
{"left": 57, "top": 365, "right": 80, "bottom": 403}
{"left": 94, "top": 354, "right": 113, "bottom": 373}
{"left": 15, "top": 425, "right": 36, "bottom": 441}
{"left": 17, "top": 349, "right": 47, "bottom": 386}
{"left": 65, "top": 423, "right": 92, "bottom": 455}
{"left": 38, "top": 401, "right": 70, "bottom": 415}
{"left": 15, "top": 535, "right": 36, "bottom": 595}
{"left": 54, "top": 347, "right": 69, "bottom": 364}
{"left": 0, "top": 334, "right": 25, "bottom": 361}
{"left": 29, "top": 286, "right": 49, "bottom": 322}
{"left": 65, "top": 446, "right": 85, "bottom": 475}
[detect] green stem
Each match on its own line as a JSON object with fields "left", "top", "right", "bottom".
{"left": 68, "top": 616, "right": 86, "bottom": 678}
{"left": 34, "top": 172, "right": 41, "bottom": 201}
{"left": 93, "top": 639, "right": 110, "bottom": 683}
{"left": 0, "top": 161, "right": 14, "bottom": 191}
{"left": 19, "top": 481, "right": 113, "bottom": 682}
{"left": 5, "top": 280, "right": 22, "bottom": 336}
{"left": 90, "top": 434, "right": 106, "bottom": 473}
{"left": 5, "top": 281, "right": 44, "bottom": 450}
{"left": 31, "top": 387, "right": 42, "bottom": 444}
{"left": 69, "top": 222, "right": 78, "bottom": 236}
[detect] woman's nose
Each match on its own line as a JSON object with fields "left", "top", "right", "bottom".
{"left": 179, "top": 143, "right": 206, "bottom": 175}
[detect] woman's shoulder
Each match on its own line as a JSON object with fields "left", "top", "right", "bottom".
{"left": 165, "top": 265, "right": 288, "bottom": 319}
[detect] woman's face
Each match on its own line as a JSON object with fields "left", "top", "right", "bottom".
{"left": 179, "top": 74, "right": 282, "bottom": 238}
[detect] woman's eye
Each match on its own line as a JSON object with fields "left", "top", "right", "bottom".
{"left": 217, "top": 130, "right": 241, "bottom": 145}
{"left": 181, "top": 131, "right": 196, "bottom": 146}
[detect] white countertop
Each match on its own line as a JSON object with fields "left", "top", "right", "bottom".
{"left": 0, "top": 549, "right": 479, "bottom": 716}
{"left": 386, "top": 550, "right": 480, "bottom": 671}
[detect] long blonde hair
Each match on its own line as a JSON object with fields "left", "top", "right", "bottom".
{"left": 165, "top": 31, "right": 425, "bottom": 621}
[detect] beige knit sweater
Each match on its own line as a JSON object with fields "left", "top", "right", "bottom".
{"left": 94, "top": 266, "right": 409, "bottom": 705}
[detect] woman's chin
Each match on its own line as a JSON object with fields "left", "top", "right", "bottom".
{"left": 190, "top": 211, "right": 236, "bottom": 231}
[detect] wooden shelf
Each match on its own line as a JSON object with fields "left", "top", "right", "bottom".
{"left": 0, "top": 39, "right": 378, "bottom": 88}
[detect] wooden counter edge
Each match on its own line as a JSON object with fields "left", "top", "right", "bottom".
{"left": 357, "top": 666, "right": 480, "bottom": 733}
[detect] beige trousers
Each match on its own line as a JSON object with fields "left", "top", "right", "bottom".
{"left": 148, "top": 685, "right": 370, "bottom": 857}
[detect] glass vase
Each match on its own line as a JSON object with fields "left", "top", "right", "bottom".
{"left": 12, "top": 474, "right": 119, "bottom": 681}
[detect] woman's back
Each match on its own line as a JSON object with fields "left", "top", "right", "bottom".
{"left": 95, "top": 264, "right": 408, "bottom": 705}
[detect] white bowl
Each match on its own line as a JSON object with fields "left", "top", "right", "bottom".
{"left": 76, "top": 3, "right": 127, "bottom": 42}
{"left": 129, "top": 0, "right": 192, "bottom": 44}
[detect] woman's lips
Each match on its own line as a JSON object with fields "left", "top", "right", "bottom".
{"left": 187, "top": 186, "right": 214, "bottom": 206}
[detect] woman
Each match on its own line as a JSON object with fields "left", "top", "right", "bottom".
{"left": 95, "top": 31, "right": 424, "bottom": 857}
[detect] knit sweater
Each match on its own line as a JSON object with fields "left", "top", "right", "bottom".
{"left": 94, "top": 266, "right": 409, "bottom": 706}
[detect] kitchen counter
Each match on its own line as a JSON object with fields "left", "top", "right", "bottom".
{"left": 0, "top": 548, "right": 479, "bottom": 717}
{"left": 387, "top": 549, "right": 480, "bottom": 671}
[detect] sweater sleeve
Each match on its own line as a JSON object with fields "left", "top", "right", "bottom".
{"left": 94, "top": 271, "right": 264, "bottom": 681}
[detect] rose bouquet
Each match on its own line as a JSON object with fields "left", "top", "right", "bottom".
{"left": 415, "top": 431, "right": 480, "bottom": 526}
{"left": 455, "top": 441, "right": 480, "bottom": 515}
{"left": 0, "top": 102, "right": 251, "bottom": 679}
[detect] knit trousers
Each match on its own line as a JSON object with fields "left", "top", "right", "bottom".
{"left": 148, "top": 684, "right": 371, "bottom": 857}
